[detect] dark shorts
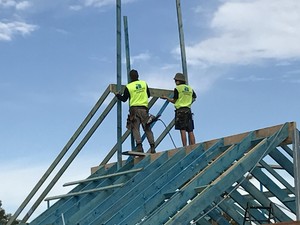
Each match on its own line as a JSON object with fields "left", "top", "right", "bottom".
{"left": 175, "top": 107, "right": 194, "bottom": 132}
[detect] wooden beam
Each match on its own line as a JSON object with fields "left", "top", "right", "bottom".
{"left": 109, "top": 83, "right": 173, "bottom": 98}
{"left": 64, "top": 168, "right": 143, "bottom": 187}
{"left": 204, "top": 122, "right": 295, "bottom": 150}
{"left": 122, "top": 151, "right": 148, "bottom": 157}
{"left": 45, "top": 183, "right": 124, "bottom": 201}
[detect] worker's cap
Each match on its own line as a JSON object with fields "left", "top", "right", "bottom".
{"left": 173, "top": 73, "right": 186, "bottom": 82}
{"left": 129, "top": 69, "right": 139, "bottom": 80}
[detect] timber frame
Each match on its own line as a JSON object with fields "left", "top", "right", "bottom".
{"left": 9, "top": 85, "right": 300, "bottom": 225}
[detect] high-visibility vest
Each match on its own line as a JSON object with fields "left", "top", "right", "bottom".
{"left": 174, "top": 84, "right": 193, "bottom": 109}
{"left": 126, "top": 80, "right": 148, "bottom": 107}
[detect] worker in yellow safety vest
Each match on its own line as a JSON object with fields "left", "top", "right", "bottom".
{"left": 161, "top": 73, "right": 196, "bottom": 147}
{"left": 115, "top": 69, "right": 155, "bottom": 153}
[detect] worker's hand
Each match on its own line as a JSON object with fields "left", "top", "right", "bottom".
{"left": 161, "top": 95, "right": 167, "bottom": 100}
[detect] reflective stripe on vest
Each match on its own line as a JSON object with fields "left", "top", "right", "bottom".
{"left": 126, "top": 80, "right": 148, "bottom": 107}
{"left": 174, "top": 84, "right": 193, "bottom": 109}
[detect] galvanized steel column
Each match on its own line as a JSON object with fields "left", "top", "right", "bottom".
{"left": 176, "top": 0, "right": 188, "bottom": 84}
{"left": 123, "top": 16, "right": 135, "bottom": 150}
{"left": 123, "top": 16, "right": 131, "bottom": 82}
{"left": 116, "top": 0, "right": 122, "bottom": 168}
{"left": 293, "top": 127, "right": 300, "bottom": 220}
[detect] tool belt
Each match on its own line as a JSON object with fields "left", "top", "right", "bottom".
{"left": 126, "top": 106, "right": 149, "bottom": 129}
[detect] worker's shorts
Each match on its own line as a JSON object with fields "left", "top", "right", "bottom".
{"left": 175, "top": 107, "right": 194, "bottom": 132}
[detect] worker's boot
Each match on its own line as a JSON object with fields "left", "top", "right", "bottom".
{"left": 136, "top": 143, "right": 144, "bottom": 152}
{"left": 150, "top": 144, "right": 156, "bottom": 154}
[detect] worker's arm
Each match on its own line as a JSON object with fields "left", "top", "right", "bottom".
{"left": 161, "top": 96, "right": 176, "bottom": 103}
{"left": 146, "top": 84, "right": 151, "bottom": 98}
{"left": 161, "top": 88, "right": 177, "bottom": 104}
{"left": 192, "top": 90, "right": 197, "bottom": 103}
{"left": 115, "top": 87, "right": 130, "bottom": 102}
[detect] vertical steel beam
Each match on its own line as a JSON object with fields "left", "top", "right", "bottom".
{"left": 116, "top": 0, "right": 122, "bottom": 169}
{"left": 175, "top": 0, "right": 188, "bottom": 84}
{"left": 123, "top": 16, "right": 131, "bottom": 82}
{"left": 123, "top": 16, "right": 135, "bottom": 150}
{"left": 293, "top": 127, "right": 300, "bottom": 220}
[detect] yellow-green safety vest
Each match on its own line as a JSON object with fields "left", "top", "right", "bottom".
{"left": 126, "top": 80, "right": 148, "bottom": 107}
{"left": 174, "top": 84, "right": 193, "bottom": 109}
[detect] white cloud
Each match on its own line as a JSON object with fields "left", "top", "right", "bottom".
{"left": 283, "top": 70, "right": 300, "bottom": 83}
{"left": 0, "top": 21, "right": 37, "bottom": 41}
{"left": 0, "top": 0, "right": 15, "bottom": 8}
{"left": 0, "top": 0, "right": 30, "bottom": 10}
{"left": 69, "top": 4, "right": 83, "bottom": 11}
{"left": 187, "top": 0, "right": 300, "bottom": 66}
{"left": 131, "top": 52, "right": 151, "bottom": 64}
{"left": 15, "top": 1, "right": 31, "bottom": 11}
{"left": 0, "top": 161, "right": 48, "bottom": 216}
{"left": 82, "top": 0, "right": 137, "bottom": 8}
{"left": 83, "top": 0, "right": 114, "bottom": 7}
{"left": 227, "top": 75, "right": 271, "bottom": 82}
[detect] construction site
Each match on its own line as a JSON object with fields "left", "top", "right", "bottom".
{"left": 6, "top": 1, "right": 300, "bottom": 225}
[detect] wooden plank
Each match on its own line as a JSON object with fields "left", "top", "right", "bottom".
{"left": 109, "top": 83, "right": 173, "bottom": 98}
{"left": 63, "top": 168, "right": 143, "bottom": 186}
{"left": 229, "top": 189, "right": 271, "bottom": 223}
{"left": 259, "top": 160, "right": 295, "bottom": 194}
{"left": 251, "top": 167, "right": 296, "bottom": 214}
{"left": 119, "top": 140, "right": 223, "bottom": 225}
{"left": 217, "top": 197, "right": 246, "bottom": 225}
{"left": 266, "top": 222, "right": 300, "bottom": 225}
{"left": 122, "top": 151, "right": 148, "bottom": 156}
{"left": 45, "top": 183, "right": 124, "bottom": 201}
{"left": 204, "top": 122, "right": 295, "bottom": 150}
{"left": 106, "top": 143, "right": 211, "bottom": 225}
{"left": 194, "top": 185, "right": 208, "bottom": 194}
{"left": 30, "top": 162, "right": 119, "bottom": 225}
{"left": 38, "top": 163, "right": 137, "bottom": 225}
{"left": 74, "top": 151, "right": 170, "bottom": 224}
{"left": 181, "top": 131, "right": 254, "bottom": 190}
{"left": 163, "top": 124, "right": 289, "bottom": 224}
{"left": 67, "top": 156, "right": 153, "bottom": 224}
{"left": 269, "top": 147, "right": 295, "bottom": 177}
{"left": 238, "top": 178, "right": 292, "bottom": 221}
{"left": 90, "top": 161, "right": 126, "bottom": 174}
{"left": 204, "top": 205, "right": 232, "bottom": 225}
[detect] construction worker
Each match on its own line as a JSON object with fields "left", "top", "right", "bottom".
{"left": 161, "top": 72, "right": 196, "bottom": 147}
{"left": 115, "top": 69, "right": 155, "bottom": 153}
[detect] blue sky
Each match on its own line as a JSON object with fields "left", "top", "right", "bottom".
{"left": 1, "top": 0, "right": 300, "bottom": 219}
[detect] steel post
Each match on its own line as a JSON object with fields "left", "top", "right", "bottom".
{"left": 176, "top": 0, "right": 188, "bottom": 84}
{"left": 116, "top": 0, "right": 122, "bottom": 169}
{"left": 293, "top": 127, "right": 300, "bottom": 220}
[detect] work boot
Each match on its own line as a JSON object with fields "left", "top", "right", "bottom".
{"left": 136, "top": 143, "right": 144, "bottom": 152}
{"left": 150, "top": 144, "right": 156, "bottom": 154}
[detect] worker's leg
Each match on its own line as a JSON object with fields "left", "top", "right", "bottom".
{"left": 180, "top": 130, "right": 187, "bottom": 146}
{"left": 129, "top": 108, "right": 143, "bottom": 152}
{"left": 188, "top": 131, "right": 196, "bottom": 145}
{"left": 143, "top": 124, "right": 155, "bottom": 151}
{"left": 140, "top": 109, "right": 155, "bottom": 153}
{"left": 132, "top": 121, "right": 143, "bottom": 152}
{"left": 187, "top": 110, "right": 195, "bottom": 145}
